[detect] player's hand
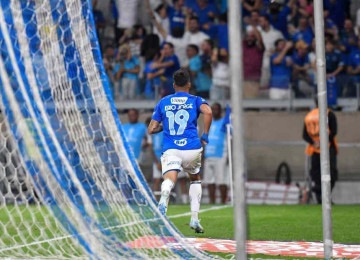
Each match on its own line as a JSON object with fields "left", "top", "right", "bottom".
{"left": 201, "top": 133, "right": 209, "bottom": 145}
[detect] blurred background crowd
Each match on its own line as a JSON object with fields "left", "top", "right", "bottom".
{"left": 93, "top": 0, "right": 360, "bottom": 105}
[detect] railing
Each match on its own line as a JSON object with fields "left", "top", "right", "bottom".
{"left": 114, "top": 97, "right": 360, "bottom": 111}
{"left": 113, "top": 81, "right": 360, "bottom": 111}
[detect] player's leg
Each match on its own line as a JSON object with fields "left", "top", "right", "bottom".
{"left": 158, "top": 171, "right": 178, "bottom": 215}
{"left": 158, "top": 151, "right": 181, "bottom": 216}
{"left": 182, "top": 148, "right": 204, "bottom": 233}
{"left": 189, "top": 174, "right": 203, "bottom": 233}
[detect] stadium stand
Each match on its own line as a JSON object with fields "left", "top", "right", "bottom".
{"left": 94, "top": 0, "right": 360, "bottom": 110}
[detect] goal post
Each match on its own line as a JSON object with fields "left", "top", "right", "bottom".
{"left": 0, "top": 0, "right": 211, "bottom": 258}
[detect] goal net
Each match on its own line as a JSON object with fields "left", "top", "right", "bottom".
{"left": 0, "top": 0, "right": 210, "bottom": 258}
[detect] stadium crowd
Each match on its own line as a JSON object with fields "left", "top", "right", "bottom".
{"left": 93, "top": 0, "right": 360, "bottom": 104}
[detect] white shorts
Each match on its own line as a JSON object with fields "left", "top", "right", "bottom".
{"left": 203, "top": 157, "right": 229, "bottom": 185}
{"left": 161, "top": 148, "right": 203, "bottom": 175}
{"left": 153, "top": 163, "right": 187, "bottom": 179}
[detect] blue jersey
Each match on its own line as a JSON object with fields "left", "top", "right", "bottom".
{"left": 270, "top": 54, "right": 292, "bottom": 89}
{"left": 152, "top": 92, "right": 208, "bottom": 151}
{"left": 152, "top": 132, "right": 163, "bottom": 161}
{"left": 123, "top": 122, "right": 147, "bottom": 159}
{"left": 205, "top": 118, "right": 226, "bottom": 158}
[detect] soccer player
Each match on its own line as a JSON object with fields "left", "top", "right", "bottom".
{"left": 148, "top": 69, "right": 212, "bottom": 233}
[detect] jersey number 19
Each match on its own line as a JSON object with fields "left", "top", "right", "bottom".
{"left": 166, "top": 109, "right": 189, "bottom": 135}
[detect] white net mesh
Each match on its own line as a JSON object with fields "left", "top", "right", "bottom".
{"left": 0, "top": 0, "right": 211, "bottom": 258}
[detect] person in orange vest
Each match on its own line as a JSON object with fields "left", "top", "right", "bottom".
{"left": 303, "top": 99, "right": 338, "bottom": 204}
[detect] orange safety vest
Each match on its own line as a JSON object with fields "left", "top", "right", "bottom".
{"left": 304, "top": 108, "right": 338, "bottom": 155}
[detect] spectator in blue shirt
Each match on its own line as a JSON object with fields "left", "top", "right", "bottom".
{"left": 292, "top": 40, "right": 313, "bottom": 97}
{"left": 187, "top": 44, "right": 211, "bottom": 98}
{"left": 114, "top": 44, "right": 140, "bottom": 100}
{"left": 269, "top": 39, "right": 293, "bottom": 100}
{"left": 266, "top": 0, "right": 296, "bottom": 39}
{"left": 323, "top": 0, "right": 347, "bottom": 30}
{"left": 143, "top": 49, "right": 164, "bottom": 99}
{"left": 123, "top": 109, "right": 148, "bottom": 161}
{"left": 204, "top": 12, "right": 229, "bottom": 50}
{"left": 203, "top": 102, "right": 229, "bottom": 204}
{"left": 168, "top": 0, "right": 186, "bottom": 33}
{"left": 325, "top": 39, "right": 345, "bottom": 106}
{"left": 189, "top": 0, "right": 218, "bottom": 30}
{"left": 346, "top": 37, "right": 360, "bottom": 97}
{"left": 151, "top": 42, "right": 181, "bottom": 97}
{"left": 339, "top": 18, "right": 358, "bottom": 54}
{"left": 323, "top": 9, "right": 338, "bottom": 40}
{"left": 325, "top": 39, "right": 345, "bottom": 78}
{"left": 292, "top": 16, "right": 314, "bottom": 46}
{"left": 185, "top": 0, "right": 216, "bottom": 9}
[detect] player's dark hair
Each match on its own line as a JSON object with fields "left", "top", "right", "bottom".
{"left": 173, "top": 69, "right": 190, "bottom": 87}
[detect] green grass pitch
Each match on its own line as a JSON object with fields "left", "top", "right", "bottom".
{"left": 0, "top": 204, "right": 358, "bottom": 259}
{"left": 167, "top": 204, "right": 360, "bottom": 259}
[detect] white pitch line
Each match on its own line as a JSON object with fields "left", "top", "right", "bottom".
{"left": 168, "top": 205, "right": 232, "bottom": 219}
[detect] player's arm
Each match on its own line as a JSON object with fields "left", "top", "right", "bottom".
{"left": 200, "top": 104, "right": 212, "bottom": 145}
{"left": 148, "top": 119, "right": 163, "bottom": 134}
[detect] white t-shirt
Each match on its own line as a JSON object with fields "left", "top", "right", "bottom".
{"left": 117, "top": 0, "right": 140, "bottom": 29}
{"left": 165, "top": 35, "right": 188, "bottom": 66}
{"left": 212, "top": 62, "right": 230, "bottom": 87}
{"left": 183, "top": 31, "right": 210, "bottom": 49}
{"left": 259, "top": 26, "right": 284, "bottom": 67}
{"left": 259, "top": 26, "right": 284, "bottom": 52}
